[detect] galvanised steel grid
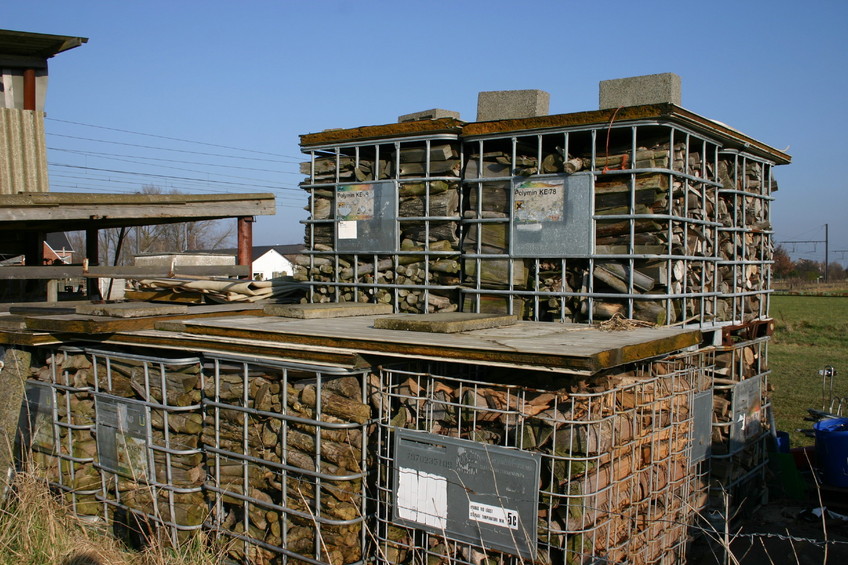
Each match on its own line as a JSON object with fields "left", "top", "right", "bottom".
{"left": 708, "top": 336, "right": 771, "bottom": 523}
{"left": 715, "top": 150, "right": 776, "bottom": 324}
{"left": 87, "top": 348, "right": 205, "bottom": 545}
{"left": 23, "top": 345, "right": 99, "bottom": 518}
{"left": 373, "top": 354, "right": 706, "bottom": 565}
{"left": 461, "top": 121, "right": 725, "bottom": 326}
{"left": 202, "top": 354, "right": 371, "bottom": 565}
{"left": 299, "top": 135, "right": 463, "bottom": 314}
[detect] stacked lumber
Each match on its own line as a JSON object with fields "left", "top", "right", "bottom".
{"left": 203, "top": 361, "right": 370, "bottom": 565}
{"left": 27, "top": 349, "right": 100, "bottom": 517}
{"left": 373, "top": 356, "right": 701, "bottom": 565}
{"left": 297, "top": 142, "right": 463, "bottom": 313}
{"left": 86, "top": 351, "right": 206, "bottom": 538}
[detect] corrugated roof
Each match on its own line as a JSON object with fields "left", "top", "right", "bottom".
{"left": 0, "top": 109, "right": 49, "bottom": 194}
{"left": 0, "top": 29, "right": 87, "bottom": 64}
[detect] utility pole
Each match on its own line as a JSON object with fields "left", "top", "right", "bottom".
{"left": 780, "top": 223, "right": 830, "bottom": 282}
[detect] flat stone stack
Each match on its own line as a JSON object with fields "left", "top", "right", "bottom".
{"left": 202, "top": 357, "right": 371, "bottom": 565}
{"left": 24, "top": 347, "right": 100, "bottom": 518}
{"left": 372, "top": 352, "right": 707, "bottom": 565}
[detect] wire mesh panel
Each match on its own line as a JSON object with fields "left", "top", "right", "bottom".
{"left": 297, "top": 135, "right": 463, "bottom": 313}
{"left": 708, "top": 335, "right": 771, "bottom": 524}
{"left": 461, "top": 124, "right": 723, "bottom": 325}
{"left": 202, "top": 355, "right": 371, "bottom": 565}
{"left": 373, "top": 352, "right": 708, "bottom": 565}
{"left": 715, "top": 150, "right": 776, "bottom": 323}
{"left": 21, "top": 346, "right": 99, "bottom": 518}
{"left": 87, "top": 348, "right": 205, "bottom": 544}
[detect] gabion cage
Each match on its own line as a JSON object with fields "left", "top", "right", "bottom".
{"left": 202, "top": 354, "right": 371, "bottom": 565}
{"left": 87, "top": 348, "right": 206, "bottom": 544}
{"left": 372, "top": 350, "right": 711, "bottom": 565}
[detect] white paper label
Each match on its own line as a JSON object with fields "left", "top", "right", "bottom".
{"left": 469, "top": 501, "right": 519, "bottom": 530}
{"left": 338, "top": 220, "right": 357, "bottom": 240}
{"left": 397, "top": 467, "right": 447, "bottom": 529}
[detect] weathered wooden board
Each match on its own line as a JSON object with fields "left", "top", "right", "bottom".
{"left": 175, "top": 315, "right": 700, "bottom": 374}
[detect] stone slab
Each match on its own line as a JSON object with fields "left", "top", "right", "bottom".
{"left": 75, "top": 302, "right": 189, "bottom": 318}
{"left": 373, "top": 312, "right": 519, "bottom": 334}
{"left": 264, "top": 302, "right": 394, "bottom": 319}
{"left": 599, "top": 73, "right": 681, "bottom": 109}
{"left": 477, "top": 89, "right": 550, "bottom": 121}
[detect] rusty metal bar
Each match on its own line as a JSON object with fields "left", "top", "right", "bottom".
{"left": 23, "top": 69, "right": 36, "bottom": 111}
{"left": 236, "top": 216, "right": 254, "bottom": 279}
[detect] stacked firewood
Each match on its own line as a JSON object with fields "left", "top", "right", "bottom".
{"left": 716, "top": 155, "right": 774, "bottom": 322}
{"left": 463, "top": 134, "right": 716, "bottom": 323}
{"left": 297, "top": 143, "right": 463, "bottom": 313}
{"left": 202, "top": 361, "right": 370, "bottom": 565}
{"left": 372, "top": 357, "right": 700, "bottom": 565}
{"left": 87, "top": 352, "right": 206, "bottom": 536}
{"left": 27, "top": 349, "right": 100, "bottom": 517}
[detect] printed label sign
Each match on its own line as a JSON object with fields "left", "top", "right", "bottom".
{"left": 514, "top": 179, "right": 564, "bottom": 225}
{"left": 468, "top": 501, "right": 519, "bottom": 530}
{"left": 336, "top": 184, "right": 375, "bottom": 220}
{"left": 95, "top": 395, "right": 149, "bottom": 480}
{"left": 397, "top": 467, "right": 448, "bottom": 529}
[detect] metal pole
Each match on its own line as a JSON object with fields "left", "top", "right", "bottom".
{"left": 825, "top": 223, "right": 829, "bottom": 282}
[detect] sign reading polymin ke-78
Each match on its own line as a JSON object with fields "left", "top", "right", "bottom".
{"left": 392, "top": 429, "right": 541, "bottom": 559}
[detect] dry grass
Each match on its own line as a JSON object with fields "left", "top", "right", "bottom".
{"left": 0, "top": 471, "right": 222, "bottom": 565}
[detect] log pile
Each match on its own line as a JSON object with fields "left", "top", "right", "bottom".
{"left": 372, "top": 356, "right": 702, "bottom": 565}
{"left": 26, "top": 349, "right": 100, "bottom": 517}
{"left": 297, "top": 142, "right": 463, "bottom": 313}
{"left": 203, "top": 361, "right": 370, "bottom": 565}
{"left": 86, "top": 351, "right": 206, "bottom": 538}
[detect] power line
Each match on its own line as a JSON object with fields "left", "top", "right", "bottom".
{"left": 46, "top": 116, "right": 303, "bottom": 160}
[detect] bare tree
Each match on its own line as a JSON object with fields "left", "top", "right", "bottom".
{"left": 64, "top": 186, "right": 236, "bottom": 265}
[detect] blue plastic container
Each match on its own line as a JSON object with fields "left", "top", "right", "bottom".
{"left": 775, "top": 431, "right": 791, "bottom": 453}
{"left": 813, "top": 418, "right": 848, "bottom": 488}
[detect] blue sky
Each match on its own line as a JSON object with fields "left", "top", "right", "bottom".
{"left": 4, "top": 1, "right": 847, "bottom": 264}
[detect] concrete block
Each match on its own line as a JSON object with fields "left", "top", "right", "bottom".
{"left": 599, "top": 73, "right": 681, "bottom": 109}
{"left": 477, "top": 90, "right": 550, "bottom": 121}
{"left": 264, "top": 302, "right": 394, "bottom": 319}
{"left": 398, "top": 108, "right": 461, "bottom": 123}
{"left": 76, "top": 302, "right": 189, "bottom": 318}
{"left": 373, "top": 312, "right": 519, "bottom": 333}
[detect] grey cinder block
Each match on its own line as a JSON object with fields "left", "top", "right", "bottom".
{"left": 477, "top": 90, "right": 550, "bottom": 121}
{"left": 599, "top": 73, "right": 681, "bottom": 109}
{"left": 398, "top": 109, "right": 461, "bottom": 123}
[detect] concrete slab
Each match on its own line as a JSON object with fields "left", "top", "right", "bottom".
{"left": 373, "top": 312, "right": 519, "bottom": 333}
{"left": 264, "top": 302, "right": 394, "bottom": 319}
{"left": 398, "top": 108, "right": 461, "bottom": 123}
{"left": 76, "top": 302, "right": 189, "bottom": 318}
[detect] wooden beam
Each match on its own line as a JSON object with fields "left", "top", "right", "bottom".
{"left": 0, "top": 264, "right": 252, "bottom": 280}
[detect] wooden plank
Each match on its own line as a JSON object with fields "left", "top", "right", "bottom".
{"left": 174, "top": 315, "right": 701, "bottom": 374}
{"left": 0, "top": 265, "right": 251, "bottom": 280}
{"left": 22, "top": 303, "right": 267, "bottom": 334}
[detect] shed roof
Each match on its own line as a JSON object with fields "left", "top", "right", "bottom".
{"left": 0, "top": 29, "right": 87, "bottom": 67}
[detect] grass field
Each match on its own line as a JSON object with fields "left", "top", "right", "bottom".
{"left": 769, "top": 294, "right": 848, "bottom": 448}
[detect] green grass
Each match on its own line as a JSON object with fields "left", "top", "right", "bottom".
{"left": 769, "top": 295, "right": 848, "bottom": 449}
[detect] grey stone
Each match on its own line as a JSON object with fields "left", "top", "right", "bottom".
{"left": 476, "top": 90, "right": 550, "bottom": 121}
{"left": 599, "top": 73, "right": 681, "bottom": 109}
{"left": 76, "top": 302, "right": 189, "bottom": 318}
{"left": 0, "top": 348, "right": 30, "bottom": 498}
{"left": 398, "top": 109, "right": 461, "bottom": 123}
{"left": 373, "top": 312, "right": 519, "bottom": 333}
{"left": 264, "top": 302, "right": 394, "bottom": 319}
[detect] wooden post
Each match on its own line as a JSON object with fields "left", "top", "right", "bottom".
{"left": 237, "top": 217, "right": 254, "bottom": 279}
{"left": 86, "top": 228, "right": 100, "bottom": 299}
{"left": 23, "top": 69, "right": 36, "bottom": 111}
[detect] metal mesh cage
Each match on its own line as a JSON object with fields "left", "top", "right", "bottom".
{"left": 372, "top": 351, "right": 710, "bottom": 565}
{"left": 202, "top": 354, "right": 371, "bottom": 565}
